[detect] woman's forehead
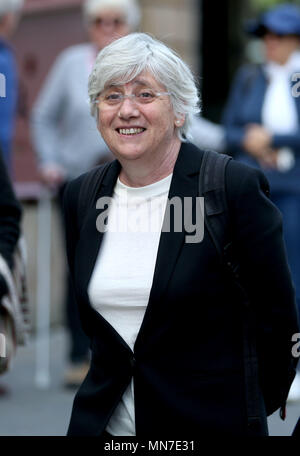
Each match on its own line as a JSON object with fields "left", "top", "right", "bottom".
{"left": 91, "top": 7, "right": 126, "bottom": 20}
{"left": 104, "top": 71, "right": 165, "bottom": 90}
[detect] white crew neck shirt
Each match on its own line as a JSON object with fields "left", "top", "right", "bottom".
{"left": 88, "top": 173, "right": 172, "bottom": 436}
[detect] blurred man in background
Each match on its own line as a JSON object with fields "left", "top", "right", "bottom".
{"left": 0, "top": 0, "right": 23, "bottom": 174}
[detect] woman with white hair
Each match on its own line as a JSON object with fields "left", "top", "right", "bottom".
{"left": 31, "top": 0, "right": 140, "bottom": 388}
{"left": 0, "top": 0, "right": 23, "bottom": 172}
{"left": 63, "top": 33, "right": 299, "bottom": 437}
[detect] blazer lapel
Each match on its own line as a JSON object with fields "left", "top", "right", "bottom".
{"left": 134, "top": 142, "right": 203, "bottom": 350}
{"left": 78, "top": 159, "right": 121, "bottom": 294}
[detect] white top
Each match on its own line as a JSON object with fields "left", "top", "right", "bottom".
{"left": 262, "top": 51, "right": 300, "bottom": 171}
{"left": 88, "top": 173, "right": 173, "bottom": 436}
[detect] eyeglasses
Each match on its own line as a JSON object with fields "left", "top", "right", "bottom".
{"left": 93, "top": 90, "right": 171, "bottom": 107}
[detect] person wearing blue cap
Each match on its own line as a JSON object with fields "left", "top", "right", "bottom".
{"left": 223, "top": 2, "right": 300, "bottom": 403}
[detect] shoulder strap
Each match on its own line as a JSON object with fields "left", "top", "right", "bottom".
{"left": 198, "top": 150, "right": 232, "bottom": 259}
{"left": 198, "top": 151, "right": 265, "bottom": 427}
{"left": 77, "top": 162, "right": 111, "bottom": 230}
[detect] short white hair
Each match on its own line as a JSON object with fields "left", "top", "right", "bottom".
{"left": 88, "top": 33, "right": 201, "bottom": 142}
{"left": 83, "top": 0, "right": 141, "bottom": 30}
{"left": 0, "top": 0, "right": 23, "bottom": 18}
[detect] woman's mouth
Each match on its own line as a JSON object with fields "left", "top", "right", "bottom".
{"left": 116, "top": 128, "right": 146, "bottom": 136}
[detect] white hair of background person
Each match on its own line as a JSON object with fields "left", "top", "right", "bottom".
{"left": 0, "top": 0, "right": 23, "bottom": 18}
{"left": 88, "top": 32, "right": 201, "bottom": 142}
{"left": 83, "top": 0, "right": 141, "bottom": 30}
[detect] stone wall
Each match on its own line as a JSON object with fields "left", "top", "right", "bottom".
{"left": 140, "top": 0, "right": 200, "bottom": 74}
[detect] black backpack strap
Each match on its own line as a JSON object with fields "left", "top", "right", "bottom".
{"left": 198, "top": 150, "right": 264, "bottom": 431}
{"left": 77, "top": 162, "right": 111, "bottom": 230}
{"left": 198, "top": 150, "right": 232, "bottom": 259}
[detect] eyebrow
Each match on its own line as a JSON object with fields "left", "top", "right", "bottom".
{"left": 106, "top": 79, "right": 154, "bottom": 90}
{"left": 131, "top": 79, "right": 151, "bottom": 87}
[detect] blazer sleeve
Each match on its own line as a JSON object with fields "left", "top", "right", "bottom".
{"left": 62, "top": 173, "right": 95, "bottom": 339}
{"left": 226, "top": 160, "right": 299, "bottom": 405}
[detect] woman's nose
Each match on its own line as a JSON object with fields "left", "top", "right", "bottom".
{"left": 118, "top": 97, "right": 140, "bottom": 119}
{"left": 102, "top": 22, "right": 115, "bottom": 34}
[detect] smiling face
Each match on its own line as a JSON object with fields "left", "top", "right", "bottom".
{"left": 96, "top": 71, "right": 183, "bottom": 166}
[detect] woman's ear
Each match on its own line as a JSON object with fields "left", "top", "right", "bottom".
{"left": 174, "top": 116, "right": 185, "bottom": 127}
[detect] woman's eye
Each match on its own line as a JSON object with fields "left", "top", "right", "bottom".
{"left": 138, "top": 91, "right": 154, "bottom": 99}
{"left": 114, "top": 19, "right": 124, "bottom": 26}
{"left": 106, "top": 93, "right": 121, "bottom": 100}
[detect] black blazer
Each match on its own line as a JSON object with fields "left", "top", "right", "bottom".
{"left": 63, "top": 142, "right": 299, "bottom": 437}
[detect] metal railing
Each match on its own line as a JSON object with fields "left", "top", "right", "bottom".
{"left": 14, "top": 182, "right": 56, "bottom": 389}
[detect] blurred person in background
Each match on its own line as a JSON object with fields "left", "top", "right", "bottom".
{"left": 31, "top": 0, "right": 141, "bottom": 389}
{"left": 222, "top": 3, "right": 300, "bottom": 402}
{"left": 0, "top": 0, "right": 23, "bottom": 174}
{"left": 31, "top": 0, "right": 225, "bottom": 390}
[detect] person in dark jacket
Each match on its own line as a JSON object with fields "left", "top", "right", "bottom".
{"left": 222, "top": 3, "right": 300, "bottom": 401}
{"left": 63, "top": 33, "right": 299, "bottom": 437}
{"left": 0, "top": 147, "right": 21, "bottom": 295}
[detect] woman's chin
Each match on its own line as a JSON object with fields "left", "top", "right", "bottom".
{"left": 116, "top": 148, "right": 147, "bottom": 161}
